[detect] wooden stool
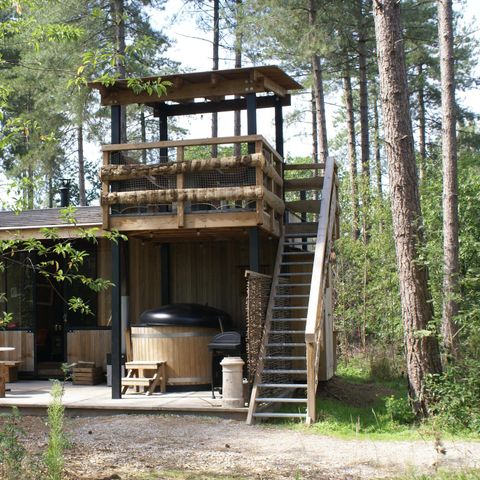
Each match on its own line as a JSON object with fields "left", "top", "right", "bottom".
{"left": 0, "top": 361, "right": 21, "bottom": 383}
{"left": 121, "top": 361, "right": 167, "bottom": 395}
{"left": 0, "top": 363, "right": 7, "bottom": 398}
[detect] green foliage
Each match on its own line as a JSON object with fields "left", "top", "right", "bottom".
{"left": 425, "top": 359, "right": 480, "bottom": 434}
{"left": 44, "top": 380, "right": 66, "bottom": 480}
{"left": 385, "top": 396, "right": 416, "bottom": 425}
{"left": 394, "top": 469, "right": 480, "bottom": 480}
{"left": 0, "top": 407, "right": 26, "bottom": 480}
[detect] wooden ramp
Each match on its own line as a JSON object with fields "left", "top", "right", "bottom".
{"left": 247, "top": 157, "right": 339, "bottom": 424}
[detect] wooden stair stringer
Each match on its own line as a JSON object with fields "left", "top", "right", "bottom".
{"left": 246, "top": 231, "right": 286, "bottom": 424}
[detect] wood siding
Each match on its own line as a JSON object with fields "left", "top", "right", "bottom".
{"left": 67, "top": 329, "right": 111, "bottom": 370}
{"left": 0, "top": 331, "right": 34, "bottom": 371}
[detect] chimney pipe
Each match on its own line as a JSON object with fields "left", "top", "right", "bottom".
{"left": 59, "top": 179, "right": 71, "bottom": 207}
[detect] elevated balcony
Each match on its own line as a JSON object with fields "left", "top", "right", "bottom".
{"left": 100, "top": 135, "right": 284, "bottom": 239}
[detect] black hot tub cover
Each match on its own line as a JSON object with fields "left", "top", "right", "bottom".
{"left": 139, "top": 303, "right": 231, "bottom": 329}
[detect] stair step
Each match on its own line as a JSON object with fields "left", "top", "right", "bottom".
{"left": 286, "top": 199, "right": 321, "bottom": 214}
{"left": 258, "top": 383, "right": 308, "bottom": 388}
{"left": 263, "top": 369, "right": 307, "bottom": 374}
{"left": 284, "top": 233, "right": 317, "bottom": 238}
{"left": 121, "top": 378, "right": 151, "bottom": 386}
{"left": 274, "top": 294, "right": 310, "bottom": 298}
{"left": 253, "top": 412, "right": 307, "bottom": 419}
{"left": 279, "top": 272, "right": 312, "bottom": 276}
{"left": 271, "top": 318, "right": 307, "bottom": 322}
{"left": 284, "top": 162, "right": 325, "bottom": 171}
{"left": 280, "top": 261, "right": 313, "bottom": 266}
{"left": 282, "top": 251, "right": 315, "bottom": 255}
{"left": 263, "top": 356, "right": 305, "bottom": 360}
{"left": 272, "top": 306, "right": 308, "bottom": 309}
{"left": 276, "top": 283, "right": 311, "bottom": 287}
{"left": 267, "top": 343, "right": 305, "bottom": 347}
{"left": 256, "top": 397, "right": 307, "bottom": 403}
{"left": 269, "top": 330, "right": 304, "bottom": 335}
{"left": 284, "top": 177, "right": 324, "bottom": 191}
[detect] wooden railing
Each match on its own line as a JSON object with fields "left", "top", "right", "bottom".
{"left": 305, "top": 156, "right": 338, "bottom": 425}
{"left": 100, "top": 135, "right": 284, "bottom": 231}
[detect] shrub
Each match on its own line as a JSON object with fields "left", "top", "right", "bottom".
{"left": 385, "top": 395, "right": 416, "bottom": 425}
{"left": 0, "top": 407, "right": 26, "bottom": 480}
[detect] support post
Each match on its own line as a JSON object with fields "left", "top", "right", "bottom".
{"left": 111, "top": 240, "right": 122, "bottom": 399}
{"left": 246, "top": 93, "right": 257, "bottom": 154}
{"left": 111, "top": 104, "right": 122, "bottom": 399}
{"left": 274, "top": 95, "right": 284, "bottom": 158}
{"left": 249, "top": 227, "right": 260, "bottom": 273}
{"left": 158, "top": 104, "right": 168, "bottom": 163}
{"left": 161, "top": 244, "right": 171, "bottom": 305}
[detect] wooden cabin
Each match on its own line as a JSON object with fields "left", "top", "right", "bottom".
{"left": 0, "top": 66, "right": 339, "bottom": 423}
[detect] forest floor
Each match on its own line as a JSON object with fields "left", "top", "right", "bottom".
{"left": 8, "top": 407, "right": 480, "bottom": 480}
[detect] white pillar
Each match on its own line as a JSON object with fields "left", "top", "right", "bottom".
{"left": 220, "top": 357, "right": 245, "bottom": 408}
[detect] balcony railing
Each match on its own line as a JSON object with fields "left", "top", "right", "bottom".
{"left": 100, "top": 135, "right": 284, "bottom": 235}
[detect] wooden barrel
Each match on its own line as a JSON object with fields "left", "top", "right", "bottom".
{"left": 130, "top": 325, "right": 219, "bottom": 385}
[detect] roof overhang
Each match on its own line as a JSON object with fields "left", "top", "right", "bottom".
{"left": 88, "top": 66, "right": 303, "bottom": 107}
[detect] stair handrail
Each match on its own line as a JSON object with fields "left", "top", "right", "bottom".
{"left": 305, "top": 156, "right": 337, "bottom": 424}
{"left": 246, "top": 229, "right": 285, "bottom": 424}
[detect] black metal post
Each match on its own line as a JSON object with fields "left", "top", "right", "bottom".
{"left": 111, "top": 105, "right": 122, "bottom": 399}
{"left": 246, "top": 93, "right": 257, "bottom": 154}
{"left": 274, "top": 96, "right": 284, "bottom": 158}
{"left": 161, "top": 244, "right": 171, "bottom": 305}
{"left": 249, "top": 228, "right": 260, "bottom": 272}
{"left": 158, "top": 104, "right": 168, "bottom": 163}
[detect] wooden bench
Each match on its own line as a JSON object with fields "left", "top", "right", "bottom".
{"left": 121, "top": 361, "right": 167, "bottom": 395}
{"left": 0, "top": 361, "right": 21, "bottom": 383}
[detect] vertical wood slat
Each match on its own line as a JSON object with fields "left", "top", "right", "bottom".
{"left": 255, "top": 140, "right": 264, "bottom": 225}
{"left": 102, "top": 151, "right": 110, "bottom": 230}
{"left": 176, "top": 146, "right": 185, "bottom": 227}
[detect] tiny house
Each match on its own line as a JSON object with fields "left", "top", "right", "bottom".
{"left": 0, "top": 66, "right": 339, "bottom": 423}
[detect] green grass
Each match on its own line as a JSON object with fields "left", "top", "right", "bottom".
{"left": 126, "top": 470, "right": 245, "bottom": 480}
{"left": 282, "top": 357, "right": 480, "bottom": 441}
{"left": 392, "top": 469, "right": 480, "bottom": 480}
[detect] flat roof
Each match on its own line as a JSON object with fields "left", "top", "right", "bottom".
{"left": 88, "top": 66, "right": 303, "bottom": 107}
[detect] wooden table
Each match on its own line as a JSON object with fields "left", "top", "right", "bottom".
{"left": 121, "top": 361, "right": 167, "bottom": 396}
{"left": 0, "top": 347, "right": 15, "bottom": 397}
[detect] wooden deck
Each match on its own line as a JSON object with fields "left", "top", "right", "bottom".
{"left": 0, "top": 381, "right": 247, "bottom": 419}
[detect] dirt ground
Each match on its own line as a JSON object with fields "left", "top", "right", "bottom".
{"left": 7, "top": 414, "right": 480, "bottom": 480}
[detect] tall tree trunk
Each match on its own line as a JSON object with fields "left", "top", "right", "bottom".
{"left": 211, "top": 0, "right": 220, "bottom": 158}
{"left": 357, "top": 0, "right": 370, "bottom": 243}
{"left": 343, "top": 69, "right": 360, "bottom": 239}
{"left": 311, "top": 88, "right": 318, "bottom": 162}
{"left": 438, "top": 0, "right": 460, "bottom": 362}
{"left": 77, "top": 123, "right": 86, "bottom": 206}
{"left": 373, "top": 87, "right": 383, "bottom": 198}
{"left": 111, "top": 0, "right": 127, "bottom": 142}
{"left": 417, "top": 64, "right": 426, "bottom": 181}
{"left": 233, "top": 0, "right": 242, "bottom": 157}
{"left": 373, "top": 0, "right": 442, "bottom": 416}
{"left": 309, "top": 0, "right": 328, "bottom": 161}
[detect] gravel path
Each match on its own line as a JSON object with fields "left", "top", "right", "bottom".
{"left": 13, "top": 414, "right": 480, "bottom": 479}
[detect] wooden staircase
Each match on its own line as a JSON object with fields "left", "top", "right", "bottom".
{"left": 247, "top": 158, "right": 338, "bottom": 424}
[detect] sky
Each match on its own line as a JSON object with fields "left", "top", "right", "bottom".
{"left": 148, "top": 0, "right": 480, "bottom": 160}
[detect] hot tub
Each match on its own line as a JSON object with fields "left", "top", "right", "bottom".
{"left": 131, "top": 304, "right": 231, "bottom": 385}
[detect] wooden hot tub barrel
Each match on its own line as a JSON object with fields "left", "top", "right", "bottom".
{"left": 131, "top": 304, "right": 230, "bottom": 386}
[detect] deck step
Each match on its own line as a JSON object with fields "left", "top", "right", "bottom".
{"left": 276, "top": 283, "right": 311, "bottom": 287}
{"left": 121, "top": 378, "right": 151, "bottom": 386}
{"left": 267, "top": 342, "right": 305, "bottom": 347}
{"left": 282, "top": 251, "right": 315, "bottom": 255}
{"left": 263, "top": 369, "right": 307, "bottom": 374}
{"left": 271, "top": 318, "right": 307, "bottom": 322}
{"left": 284, "top": 233, "right": 317, "bottom": 238}
{"left": 278, "top": 272, "right": 312, "bottom": 276}
{"left": 258, "top": 383, "right": 308, "bottom": 388}
{"left": 256, "top": 397, "right": 307, "bottom": 403}
{"left": 253, "top": 412, "right": 307, "bottom": 419}
{"left": 272, "top": 305, "right": 307, "bottom": 309}
{"left": 274, "top": 294, "right": 310, "bottom": 298}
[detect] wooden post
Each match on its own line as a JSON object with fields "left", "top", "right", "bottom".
{"left": 176, "top": 146, "right": 185, "bottom": 227}
{"left": 306, "top": 341, "right": 316, "bottom": 425}
{"left": 274, "top": 95, "right": 284, "bottom": 158}
{"left": 158, "top": 104, "right": 168, "bottom": 163}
